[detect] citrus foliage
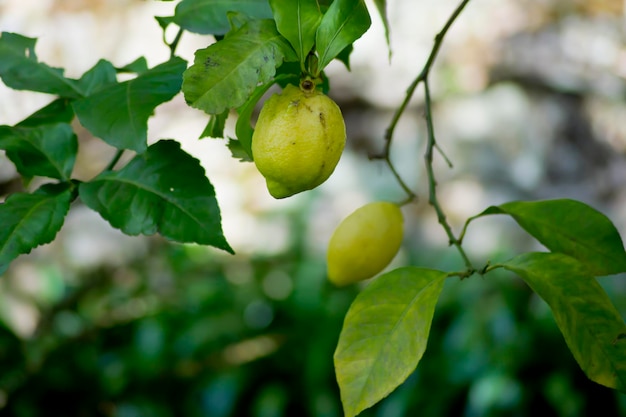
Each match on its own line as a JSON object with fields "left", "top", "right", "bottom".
{"left": 334, "top": 267, "right": 446, "bottom": 417}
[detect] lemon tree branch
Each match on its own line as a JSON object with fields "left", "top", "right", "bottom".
{"left": 381, "top": 0, "right": 475, "bottom": 273}
{"left": 424, "top": 80, "right": 474, "bottom": 273}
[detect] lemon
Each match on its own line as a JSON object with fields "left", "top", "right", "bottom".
{"left": 327, "top": 201, "right": 404, "bottom": 286}
{"left": 251, "top": 83, "right": 346, "bottom": 199}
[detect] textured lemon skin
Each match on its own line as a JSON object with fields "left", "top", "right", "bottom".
{"left": 327, "top": 202, "right": 404, "bottom": 286}
{"left": 252, "top": 84, "right": 346, "bottom": 199}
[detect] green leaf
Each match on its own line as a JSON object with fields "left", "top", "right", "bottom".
{"left": 470, "top": 199, "right": 626, "bottom": 276}
{"left": 227, "top": 139, "right": 252, "bottom": 162}
{"left": 115, "top": 57, "right": 149, "bottom": 74}
{"left": 183, "top": 19, "right": 295, "bottom": 115}
{"left": 0, "top": 123, "right": 77, "bottom": 180}
{"left": 501, "top": 252, "right": 626, "bottom": 391}
{"left": 315, "top": 0, "right": 371, "bottom": 71}
{"left": 155, "top": 15, "right": 175, "bottom": 31}
{"left": 335, "top": 44, "right": 354, "bottom": 70}
{"left": 270, "top": 0, "right": 322, "bottom": 62}
{"left": 0, "top": 32, "right": 83, "bottom": 98}
{"left": 78, "top": 139, "right": 233, "bottom": 253}
{"left": 200, "top": 110, "right": 229, "bottom": 139}
{"left": 373, "top": 0, "right": 391, "bottom": 59}
{"left": 334, "top": 267, "right": 446, "bottom": 417}
{"left": 173, "top": 0, "right": 273, "bottom": 35}
{"left": 77, "top": 59, "right": 117, "bottom": 96}
{"left": 0, "top": 183, "right": 73, "bottom": 274}
{"left": 73, "top": 57, "right": 186, "bottom": 153}
{"left": 318, "top": 0, "right": 333, "bottom": 11}
{"left": 15, "top": 99, "right": 74, "bottom": 128}
{"left": 225, "top": 11, "right": 256, "bottom": 32}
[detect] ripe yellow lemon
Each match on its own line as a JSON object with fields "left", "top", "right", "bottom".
{"left": 251, "top": 83, "right": 346, "bottom": 199}
{"left": 327, "top": 202, "right": 404, "bottom": 286}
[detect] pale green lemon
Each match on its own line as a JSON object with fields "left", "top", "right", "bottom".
{"left": 251, "top": 83, "right": 346, "bottom": 199}
{"left": 327, "top": 202, "right": 404, "bottom": 286}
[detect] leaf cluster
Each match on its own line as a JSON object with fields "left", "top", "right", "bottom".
{"left": 0, "top": 30, "right": 233, "bottom": 275}
{"left": 176, "top": 0, "right": 378, "bottom": 160}
{"left": 0, "top": 0, "right": 389, "bottom": 285}
{"left": 335, "top": 199, "right": 626, "bottom": 417}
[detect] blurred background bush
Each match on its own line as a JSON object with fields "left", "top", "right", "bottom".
{"left": 1, "top": 0, "right": 626, "bottom": 416}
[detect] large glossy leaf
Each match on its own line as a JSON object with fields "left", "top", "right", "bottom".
{"left": 173, "top": 0, "right": 273, "bottom": 35}
{"left": 78, "top": 139, "right": 233, "bottom": 253}
{"left": 0, "top": 32, "right": 82, "bottom": 98}
{"left": 315, "top": 0, "right": 371, "bottom": 71}
{"left": 73, "top": 57, "right": 186, "bottom": 153}
{"left": 0, "top": 183, "right": 73, "bottom": 275}
{"left": 334, "top": 267, "right": 446, "bottom": 417}
{"left": 0, "top": 123, "right": 77, "bottom": 180}
{"left": 470, "top": 199, "right": 626, "bottom": 276}
{"left": 501, "top": 252, "right": 626, "bottom": 391}
{"left": 270, "top": 0, "right": 322, "bottom": 62}
{"left": 182, "top": 19, "right": 295, "bottom": 115}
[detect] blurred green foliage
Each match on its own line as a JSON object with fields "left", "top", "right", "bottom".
{"left": 1, "top": 206, "right": 625, "bottom": 417}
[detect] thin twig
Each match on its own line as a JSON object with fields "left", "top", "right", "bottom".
{"left": 384, "top": 0, "right": 472, "bottom": 150}
{"left": 168, "top": 27, "right": 183, "bottom": 59}
{"left": 105, "top": 150, "right": 123, "bottom": 171}
{"left": 424, "top": 80, "right": 474, "bottom": 273}
{"left": 382, "top": 0, "right": 475, "bottom": 272}
{"left": 435, "top": 143, "right": 453, "bottom": 168}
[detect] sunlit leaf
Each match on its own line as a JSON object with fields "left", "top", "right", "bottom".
{"left": 334, "top": 267, "right": 446, "bottom": 417}
{"left": 183, "top": 19, "right": 295, "bottom": 115}
{"left": 501, "top": 252, "right": 626, "bottom": 391}
{"left": 73, "top": 57, "right": 186, "bottom": 153}
{"left": 270, "top": 0, "right": 322, "bottom": 62}
{"left": 470, "top": 199, "right": 626, "bottom": 276}
{"left": 0, "top": 123, "right": 77, "bottom": 180}
{"left": 0, "top": 32, "right": 83, "bottom": 98}
{"left": 315, "top": 0, "right": 371, "bottom": 71}
{"left": 173, "top": 0, "right": 273, "bottom": 35}
{"left": 0, "top": 183, "right": 73, "bottom": 274}
{"left": 79, "top": 139, "right": 233, "bottom": 253}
